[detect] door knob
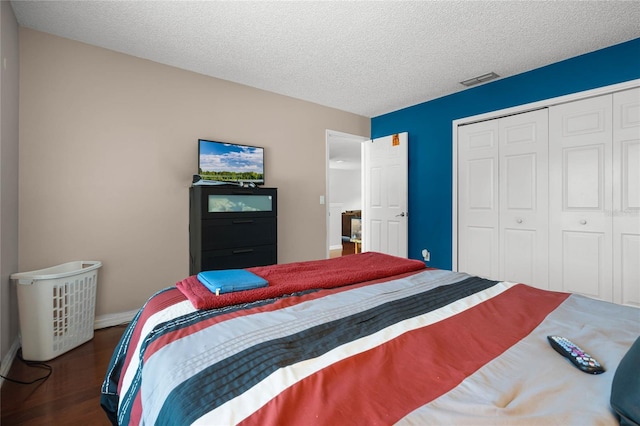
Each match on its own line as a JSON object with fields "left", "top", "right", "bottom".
{"left": 396, "top": 212, "right": 407, "bottom": 217}
{"left": 516, "top": 218, "right": 523, "bottom": 224}
{"left": 580, "top": 219, "right": 587, "bottom": 225}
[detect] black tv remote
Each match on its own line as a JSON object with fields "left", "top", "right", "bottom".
{"left": 547, "top": 335, "right": 605, "bottom": 374}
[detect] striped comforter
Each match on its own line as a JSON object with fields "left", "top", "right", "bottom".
{"left": 101, "top": 268, "right": 639, "bottom": 425}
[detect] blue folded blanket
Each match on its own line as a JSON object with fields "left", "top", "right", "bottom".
{"left": 196, "top": 269, "right": 268, "bottom": 295}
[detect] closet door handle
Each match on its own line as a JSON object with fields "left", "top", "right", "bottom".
{"left": 516, "top": 218, "right": 523, "bottom": 224}
{"left": 579, "top": 219, "right": 587, "bottom": 225}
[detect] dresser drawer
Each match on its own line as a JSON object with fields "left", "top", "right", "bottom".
{"left": 199, "top": 245, "right": 277, "bottom": 271}
{"left": 200, "top": 217, "right": 276, "bottom": 250}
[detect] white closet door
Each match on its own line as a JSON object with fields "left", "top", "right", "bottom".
{"left": 458, "top": 120, "right": 500, "bottom": 279}
{"left": 613, "top": 87, "right": 640, "bottom": 307}
{"left": 499, "top": 109, "right": 549, "bottom": 288}
{"left": 549, "top": 94, "right": 613, "bottom": 301}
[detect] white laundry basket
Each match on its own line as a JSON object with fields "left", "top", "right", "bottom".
{"left": 11, "top": 261, "right": 102, "bottom": 361}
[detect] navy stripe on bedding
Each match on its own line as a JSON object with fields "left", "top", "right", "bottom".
{"left": 116, "top": 289, "right": 320, "bottom": 426}
{"left": 155, "top": 276, "right": 498, "bottom": 426}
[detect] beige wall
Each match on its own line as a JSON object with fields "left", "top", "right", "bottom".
{"left": 1, "top": 0, "right": 20, "bottom": 364}
{"left": 19, "top": 28, "right": 370, "bottom": 317}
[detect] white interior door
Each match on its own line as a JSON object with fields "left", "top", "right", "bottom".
{"left": 549, "top": 94, "right": 613, "bottom": 301}
{"left": 457, "top": 120, "right": 500, "bottom": 279}
{"left": 362, "top": 133, "right": 408, "bottom": 257}
{"left": 499, "top": 109, "right": 549, "bottom": 288}
{"left": 458, "top": 109, "right": 548, "bottom": 288}
{"left": 613, "top": 87, "right": 640, "bottom": 307}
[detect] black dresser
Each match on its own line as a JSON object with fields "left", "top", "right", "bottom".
{"left": 189, "top": 185, "right": 277, "bottom": 274}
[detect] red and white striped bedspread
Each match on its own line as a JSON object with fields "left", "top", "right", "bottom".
{"left": 101, "top": 268, "right": 639, "bottom": 425}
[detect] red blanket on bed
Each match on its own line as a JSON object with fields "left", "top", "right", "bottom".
{"left": 176, "top": 252, "right": 426, "bottom": 309}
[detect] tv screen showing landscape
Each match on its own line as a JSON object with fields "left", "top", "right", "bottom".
{"left": 198, "top": 139, "right": 264, "bottom": 185}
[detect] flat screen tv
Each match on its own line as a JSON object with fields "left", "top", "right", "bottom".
{"left": 198, "top": 139, "right": 265, "bottom": 185}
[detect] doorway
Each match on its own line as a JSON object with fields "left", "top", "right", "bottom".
{"left": 325, "top": 130, "right": 368, "bottom": 258}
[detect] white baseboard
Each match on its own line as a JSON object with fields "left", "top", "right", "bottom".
{"left": 94, "top": 309, "right": 138, "bottom": 330}
{"left": 0, "top": 336, "right": 21, "bottom": 389}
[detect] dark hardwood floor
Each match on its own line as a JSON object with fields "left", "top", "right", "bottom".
{"left": 1, "top": 325, "right": 126, "bottom": 425}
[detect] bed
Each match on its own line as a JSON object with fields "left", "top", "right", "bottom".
{"left": 101, "top": 252, "right": 640, "bottom": 425}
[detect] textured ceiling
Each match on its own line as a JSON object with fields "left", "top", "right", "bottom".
{"left": 10, "top": 1, "right": 640, "bottom": 118}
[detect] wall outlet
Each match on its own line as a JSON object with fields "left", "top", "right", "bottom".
{"left": 421, "top": 249, "right": 430, "bottom": 262}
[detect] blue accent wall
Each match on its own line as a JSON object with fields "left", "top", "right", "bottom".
{"left": 371, "top": 38, "right": 640, "bottom": 269}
